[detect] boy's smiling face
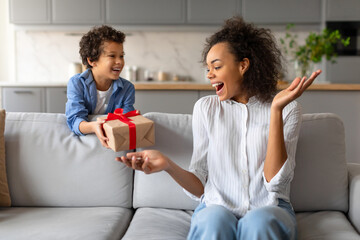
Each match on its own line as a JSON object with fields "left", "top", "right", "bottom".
{"left": 206, "top": 42, "right": 250, "bottom": 103}
{"left": 89, "top": 41, "right": 125, "bottom": 86}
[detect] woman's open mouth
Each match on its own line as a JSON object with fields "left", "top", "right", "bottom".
{"left": 212, "top": 82, "right": 224, "bottom": 92}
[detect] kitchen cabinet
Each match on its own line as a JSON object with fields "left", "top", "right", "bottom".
{"left": 326, "top": 0, "right": 360, "bottom": 21}
{"left": 2, "top": 87, "right": 67, "bottom": 113}
{"left": 135, "top": 90, "right": 198, "bottom": 114}
{"left": 9, "top": 0, "right": 104, "bottom": 24}
{"left": 106, "top": 0, "right": 185, "bottom": 24}
{"left": 187, "top": 0, "right": 240, "bottom": 24}
{"left": 45, "top": 87, "right": 67, "bottom": 113}
{"left": 52, "top": 0, "right": 104, "bottom": 24}
{"left": 9, "top": 0, "right": 50, "bottom": 24}
{"left": 199, "top": 91, "right": 215, "bottom": 99}
{"left": 326, "top": 57, "right": 360, "bottom": 84}
{"left": 10, "top": 0, "right": 328, "bottom": 26}
{"left": 242, "top": 0, "right": 322, "bottom": 24}
{"left": 2, "top": 87, "right": 45, "bottom": 112}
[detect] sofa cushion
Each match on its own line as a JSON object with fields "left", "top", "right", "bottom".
{"left": 296, "top": 211, "right": 359, "bottom": 240}
{"left": 5, "top": 112, "right": 133, "bottom": 207}
{"left": 0, "top": 207, "right": 133, "bottom": 240}
{"left": 133, "top": 112, "right": 198, "bottom": 210}
{"left": 122, "top": 207, "right": 192, "bottom": 240}
{"left": 0, "top": 109, "right": 11, "bottom": 206}
{"left": 291, "top": 113, "right": 348, "bottom": 212}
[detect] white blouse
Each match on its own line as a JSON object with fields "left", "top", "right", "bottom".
{"left": 187, "top": 95, "right": 302, "bottom": 217}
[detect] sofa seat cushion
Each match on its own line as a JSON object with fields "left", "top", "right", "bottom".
{"left": 296, "top": 211, "right": 359, "bottom": 240}
{"left": 0, "top": 207, "right": 133, "bottom": 240}
{"left": 122, "top": 207, "right": 192, "bottom": 240}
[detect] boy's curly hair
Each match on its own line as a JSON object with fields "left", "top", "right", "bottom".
{"left": 202, "top": 17, "right": 283, "bottom": 102}
{"left": 79, "top": 25, "right": 126, "bottom": 69}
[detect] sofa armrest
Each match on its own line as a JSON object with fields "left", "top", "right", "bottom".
{"left": 348, "top": 163, "right": 360, "bottom": 233}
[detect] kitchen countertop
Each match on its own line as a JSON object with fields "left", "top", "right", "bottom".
{"left": 1, "top": 81, "right": 360, "bottom": 91}
{"left": 134, "top": 82, "right": 360, "bottom": 91}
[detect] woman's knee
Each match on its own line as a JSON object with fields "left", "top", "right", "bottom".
{"left": 238, "top": 206, "right": 296, "bottom": 240}
{"left": 193, "top": 204, "right": 237, "bottom": 227}
{"left": 189, "top": 205, "right": 238, "bottom": 240}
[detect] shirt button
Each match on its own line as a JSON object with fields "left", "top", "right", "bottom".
{"left": 242, "top": 169, "right": 247, "bottom": 174}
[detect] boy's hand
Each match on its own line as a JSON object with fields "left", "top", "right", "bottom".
{"left": 94, "top": 118, "right": 110, "bottom": 148}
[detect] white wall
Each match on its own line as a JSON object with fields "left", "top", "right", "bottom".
{"left": 0, "top": 0, "right": 15, "bottom": 83}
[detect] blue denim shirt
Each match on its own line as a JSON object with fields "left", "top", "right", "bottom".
{"left": 65, "top": 69, "right": 135, "bottom": 136}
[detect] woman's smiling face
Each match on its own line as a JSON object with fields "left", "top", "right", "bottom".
{"left": 206, "top": 42, "right": 250, "bottom": 103}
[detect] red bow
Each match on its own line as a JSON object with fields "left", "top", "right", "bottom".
{"left": 105, "top": 108, "right": 140, "bottom": 150}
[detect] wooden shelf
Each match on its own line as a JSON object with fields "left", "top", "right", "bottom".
{"left": 134, "top": 82, "right": 360, "bottom": 91}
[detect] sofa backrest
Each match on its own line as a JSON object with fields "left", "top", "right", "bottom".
{"left": 5, "top": 112, "right": 133, "bottom": 208}
{"left": 133, "top": 112, "right": 198, "bottom": 210}
{"left": 134, "top": 112, "right": 348, "bottom": 212}
{"left": 290, "top": 113, "right": 348, "bottom": 212}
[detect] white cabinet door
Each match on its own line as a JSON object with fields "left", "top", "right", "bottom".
{"left": 135, "top": 90, "right": 198, "bottom": 114}
{"left": 46, "top": 87, "right": 67, "bottom": 113}
{"left": 52, "top": 0, "right": 105, "bottom": 24}
{"left": 9, "top": 0, "right": 50, "bottom": 24}
{"left": 2, "top": 87, "right": 45, "bottom": 112}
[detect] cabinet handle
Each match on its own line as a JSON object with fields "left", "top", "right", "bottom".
{"left": 14, "top": 90, "right": 34, "bottom": 94}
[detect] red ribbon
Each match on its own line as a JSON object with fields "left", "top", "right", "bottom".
{"left": 105, "top": 108, "right": 140, "bottom": 150}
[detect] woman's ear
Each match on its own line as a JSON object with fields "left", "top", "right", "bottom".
{"left": 239, "top": 58, "right": 250, "bottom": 75}
{"left": 87, "top": 57, "right": 96, "bottom": 68}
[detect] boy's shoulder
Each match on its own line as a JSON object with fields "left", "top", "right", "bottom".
{"left": 68, "top": 69, "right": 92, "bottom": 85}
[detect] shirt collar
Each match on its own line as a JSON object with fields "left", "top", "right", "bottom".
{"left": 225, "top": 95, "right": 259, "bottom": 106}
{"left": 81, "top": 68, "right": 94, "bottom": 85}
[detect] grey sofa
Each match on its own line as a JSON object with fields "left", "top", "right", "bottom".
{"left": 0, "top": 111, "right": 359, "bottom": 240}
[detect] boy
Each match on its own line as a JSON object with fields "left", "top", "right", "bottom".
{"left": 66, "top": 25, "right": 135, "bottom": 148}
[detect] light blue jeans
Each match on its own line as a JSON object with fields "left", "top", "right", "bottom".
{"left": 187, "top": 199, "right": 297, "bottom": 240}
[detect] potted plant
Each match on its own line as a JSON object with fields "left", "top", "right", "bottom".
{"left": 280, "top": 24, "right": 350, "bottom": 77}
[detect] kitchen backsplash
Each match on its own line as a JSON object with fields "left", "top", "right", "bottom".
{"left": 15, "top": 30, "right": 315, "bottom": 84}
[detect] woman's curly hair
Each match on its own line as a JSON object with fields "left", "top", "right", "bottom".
{"left": 79, "top": 25, "right": 126, "bottom": 69}
{"left": 202, "top": 16, "right": 284, "bottom": 102}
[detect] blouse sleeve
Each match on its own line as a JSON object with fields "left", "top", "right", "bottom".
{"left": 263, "top": 101, "right": 302, "bottom": 193}
{"left": 183, "top": 98, "right": 209, "bottom": 201}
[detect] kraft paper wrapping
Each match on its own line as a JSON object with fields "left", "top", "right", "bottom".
{"left": 103, "top": 115, "right": 155, "bottom": 152}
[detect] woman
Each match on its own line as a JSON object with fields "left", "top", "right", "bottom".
{"left": 116, "top": 17, "right": 321, "bottom": 240}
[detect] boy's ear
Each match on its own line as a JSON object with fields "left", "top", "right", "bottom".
{"left": 87, "top": 57, "right": 96, "bottom": 67}
{"left": 239, "top": 58, "right": 250, "bottom": 75}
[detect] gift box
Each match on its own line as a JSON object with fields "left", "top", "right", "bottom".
{"left": 102, "top": 109, "right": 155, "bottom": 152}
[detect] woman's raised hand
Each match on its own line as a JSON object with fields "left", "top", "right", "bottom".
{"left": 115, "top": 150, "right": 170, "bottom": 174}
{"left": 272, "top": 70, "right": 322, "bottom": 111}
